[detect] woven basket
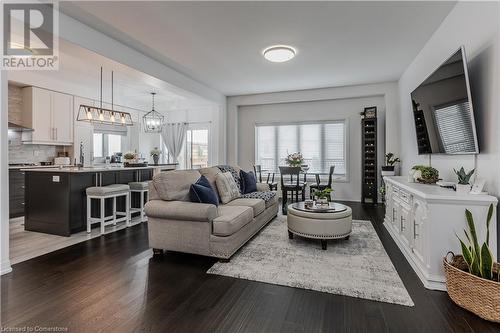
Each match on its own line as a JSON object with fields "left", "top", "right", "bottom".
{"left": 444, "top": 253, "right": 500, "bottom": 322}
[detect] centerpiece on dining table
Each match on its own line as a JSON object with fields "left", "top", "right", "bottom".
{"left": 285, "top": 152, "right": 304, "bottom": 167}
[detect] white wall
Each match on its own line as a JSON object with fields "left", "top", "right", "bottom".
{"left": 237, "top": 96, "right": 386, "bottom": 201}
{"left": 398, "top": 2, "right": 500, "bottom": 195}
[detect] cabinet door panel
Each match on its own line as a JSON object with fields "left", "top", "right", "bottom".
{"left": 31, "top": 88, "right": 53, "bottom": 142}
{"left": 52, "top": 92, "right": 73, "bottom": 143}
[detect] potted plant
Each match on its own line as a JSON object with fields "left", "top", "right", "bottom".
{"left": 314, "top": 188, "right": 332, "bottom": 206}
{"left": 411, "top": 165, "right": 440, "bottom": 184}
{"left": 381, "top": 153, "right": 401, "bottom": 176}
{"left": 444, "top": 204, "right": 499, "bottom": 322}
{"left": 454, "top": 167, "right": 475, "bottom": 194}
{"left": 285, "top": 152, "right": 304, "bottom": 167}
{"left": 150, "top": 147, "right": 161, "bottom": 165}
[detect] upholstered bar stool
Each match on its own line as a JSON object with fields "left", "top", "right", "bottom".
{"left": 128, "top": 181, "right": 149, "bottom": 224}
{"left": 86, "top": 184, "right": 131, "bottom": 234}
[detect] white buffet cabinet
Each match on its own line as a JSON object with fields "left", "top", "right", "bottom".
{"left": 384, "top": 176, "right": 497, "bottom": 291}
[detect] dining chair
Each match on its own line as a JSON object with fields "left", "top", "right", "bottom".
{"left": 279, "top": 166, "right": 307, "bottom": 214}
{"left": 254, "top": 165, "right": 278, "bottom": 191}
{"left": 310, "top": 165, "right": 335, "bottom": 200}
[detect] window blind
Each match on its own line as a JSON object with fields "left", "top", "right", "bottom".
{"left": 255, "top": 120, "right": 347, "bottom": 176}
{"left": 434, "top": 101, "right": 476, "bottom": 153}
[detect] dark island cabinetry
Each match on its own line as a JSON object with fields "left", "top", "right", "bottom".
{"left": 24, "top": 167, "right": 154, "bottom": 236}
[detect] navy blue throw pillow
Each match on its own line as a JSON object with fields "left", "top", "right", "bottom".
{"left": 240, "top": 170, "right": 257, "bottom": 194}
{"left": 189, "top": 176, "right": 219, "bottom": 206}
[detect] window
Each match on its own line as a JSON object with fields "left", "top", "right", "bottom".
{"left": 172, "top": 123, "right": 211, "bottom": 169}
{"left": 255, "top": 120, "right": 347, "bottom": 177}
{"left": 93, "top": 133, "right": 123, "bottom": 159}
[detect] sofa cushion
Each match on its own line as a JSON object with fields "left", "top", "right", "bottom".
{"left": 240, "top": 170, "right": 257, "bottom": 194}
{"left": 145, "top": 200, "right": 217, "bottom": 222}
{"left": 198, "top": 166, "right": 221, "bottom": 203}
{"left": 241, "top": 191, "right": 277, "bottom": 208}
{"left": 153, "top": 170, "right": 201, "bottom": 201}
{"left": 217, "top": 165, "right": 243, "bottom": 194}
{"left": 216, "top": 172, "right": 241, "bottom": 204}
{"left": 189, "top": 176, "right": 219, "bottom": 206}
{"left": 213, "top": 205, "right": 253, "bottom": 236}
{"left": 225, "top": 198, "right": 265, "bottom": 217}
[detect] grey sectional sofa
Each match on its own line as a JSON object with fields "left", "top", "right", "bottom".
{"left": 145, "top": 166, "right": 278, "bottom": 260}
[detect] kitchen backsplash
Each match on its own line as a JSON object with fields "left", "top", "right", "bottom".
{"left": 8, "top": 130, "right": 67, "bottom": 164}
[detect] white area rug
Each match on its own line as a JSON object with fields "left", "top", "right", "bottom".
{"left": 207, "top": 217, "right": 414, "bottom": 306}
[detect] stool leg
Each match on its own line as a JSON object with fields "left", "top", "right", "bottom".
{"left": 139, "top": 191, "right": 144, "bottom": 222}
{"left": 112, "top": 196, "right": 117, "bottom": 226}
{"left": 126, "top": 193, "right": 131, "bottom": 227}
{"left": 87, "top": 196, "right": 91, "bottom": 233}
{"left": 100, "top": 197, "right": 105, "bottom": 234}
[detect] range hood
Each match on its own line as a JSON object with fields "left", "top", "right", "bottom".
{"left": 8, "top": 121, "right": 34, "bottom": 132}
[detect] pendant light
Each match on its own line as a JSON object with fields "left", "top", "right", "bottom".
{"left": 142, "top": 92, "right": 165, "bottom": 133}
{"left": 77, "top": 67, "right": 133, "bottom": 126}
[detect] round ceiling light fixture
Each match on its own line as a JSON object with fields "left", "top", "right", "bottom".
{"left": 262, "top": 45, "right": 296, "bottom": 63}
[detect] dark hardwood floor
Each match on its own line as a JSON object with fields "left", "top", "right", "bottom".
{"left": 2, "top": 202, "right": 499, "bottom": 332}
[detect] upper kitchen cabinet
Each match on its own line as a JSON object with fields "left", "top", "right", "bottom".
{"left": 22, "top": 87, "right": 73, "bottom": 145}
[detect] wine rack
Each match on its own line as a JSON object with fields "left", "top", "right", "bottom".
{"left": 361, "top": 108, "right": 377, "bottom": 203}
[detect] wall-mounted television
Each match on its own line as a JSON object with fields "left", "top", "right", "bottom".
{"left": 411, "top": 46, "right": 479, "bottom": 155}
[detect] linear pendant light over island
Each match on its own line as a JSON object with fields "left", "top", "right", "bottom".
{"left": 77, "top": 67, "right": 133, "bottom": 126}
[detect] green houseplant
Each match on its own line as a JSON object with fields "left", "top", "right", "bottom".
{"left": 314, "top": 188, "right": 332, "bottom": 206}
{"left": 454, "top": 167, "right": 475, "bottom": 194}
{"left": 444, "top": 204, "right": 499, "bottom": 322}
{"left": 381, "top": 153, "right": 401, "bottom": 176}
{"left": 411, "top": 165, "right": 439, "bottom": 184}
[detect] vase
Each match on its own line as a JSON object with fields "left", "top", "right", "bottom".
{"left": 153, "top": 155, "right": 159, "bottom": 165}
{"left": 456, "top": 183, "right": 471, "bottom": 195}
{"left": 316, "top": 198, "right": 329, "bottom": 206}
{"left": 381, "top": 166, "right": 396, "bottom": 177}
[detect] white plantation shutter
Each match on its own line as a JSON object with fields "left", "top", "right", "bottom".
{"left": 255, "top": 120, "right": 347, "bottom": 176}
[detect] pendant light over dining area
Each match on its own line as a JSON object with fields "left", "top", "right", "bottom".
{"left": 142, "top": 92, "right": 165, "bottom": 133}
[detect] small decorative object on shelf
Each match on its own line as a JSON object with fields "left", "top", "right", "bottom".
{"left": 304, "top": 199, "right": 314, "bottom": 209}
{"left": 411, "top": 165, "right": 439, "bottom": 184}
{"left": 123, "top": 152, "right": 137, "bottom": 163}
{"left": 314, "top": 188, "right": 332, "bottom": 206}
{"left": 362, "top": 107, "right": 377, "bottom": 203}
{"left": 285, "top": 152, "right": 304, "bottom": 167}
{"left": 381, "top": 153, "right": 400, "bottom": 177}
{"left": 150, "top": 147, "right": 161, "bottom": 165}
{"left": 444, "top": 204, "right": 499, "bottom": 322}
{"left": 454, "top": 167, "right": 475, "bottom": 194}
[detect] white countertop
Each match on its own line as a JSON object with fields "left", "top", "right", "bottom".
{"left": 384, "top": 176, "right": 498, "bottom": 203}
{"left": 21, "top": 164, "right": 177, "bottom": 173}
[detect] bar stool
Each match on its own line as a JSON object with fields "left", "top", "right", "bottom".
{"left": 128, "top": 181, "right": 149, "bottom": 224}
{"left": 86, "top": 184, "right": 131, "bottom": 234}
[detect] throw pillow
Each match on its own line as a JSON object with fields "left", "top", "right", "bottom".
{"left": 216, "top": 172, "right": 241, "bottom": 204}
{"left": 189, "top": 176, "right": 219, "bottom": 206}
{"left": 240, "top": 170, "right": 257, "bottom": 194}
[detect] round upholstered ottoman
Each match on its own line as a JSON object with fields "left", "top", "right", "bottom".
{"left": 287, "top": 202, "right": 352, "bottom": 250}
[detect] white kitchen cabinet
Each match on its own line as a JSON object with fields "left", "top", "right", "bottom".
{"left": 22, "top": 87, "right": 73, "bottom": 145}
{"left": 384, "top": 176, "right": 497, "bottom": 290}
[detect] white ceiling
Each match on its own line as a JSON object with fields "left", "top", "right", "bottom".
{"left": 8, "top": 39, "right": 214, "bottom": 113}
{"left": 61, "top": 1, "right": 456, "bottom": 96}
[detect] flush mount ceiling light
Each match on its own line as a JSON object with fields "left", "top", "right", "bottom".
{"left": 263, "top": 45, "right": 296, "bottom": 63}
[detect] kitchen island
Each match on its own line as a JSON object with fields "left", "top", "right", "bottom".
{"left": 23, "top": 164, "right": 176, "bottom": 236}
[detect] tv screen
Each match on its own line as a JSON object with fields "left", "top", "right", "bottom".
{"left": 411, "top": 47, "right": 479, "bottom": 154}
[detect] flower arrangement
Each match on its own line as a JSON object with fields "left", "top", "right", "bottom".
{"left": 150, "top": 147, "right": 161, "bottom": 157}
{"left": 150, "top": 147, "right": 161, "bottom": 165}
{"left": 285, "top": 152, "right": 304, "bottom": 167}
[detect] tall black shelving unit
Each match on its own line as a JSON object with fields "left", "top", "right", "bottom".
{"left": 361, "top": 107, "right": 377, "bottom": 204}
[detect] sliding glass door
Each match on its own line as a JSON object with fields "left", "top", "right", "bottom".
{"left": 177, "top": 123, "right": 211, "bottom": 169}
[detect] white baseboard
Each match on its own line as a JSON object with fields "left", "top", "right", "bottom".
{"left": 1, "top": 260, "right": 12, "bottom": 275}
